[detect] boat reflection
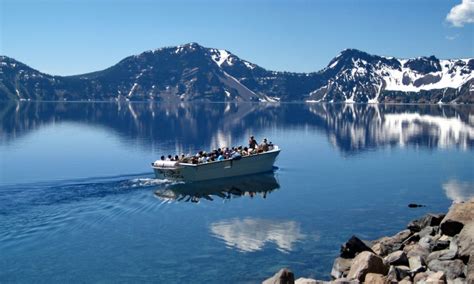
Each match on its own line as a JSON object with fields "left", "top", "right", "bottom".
{"left": 153, "top": 173, "right": 280, "bottom": 203}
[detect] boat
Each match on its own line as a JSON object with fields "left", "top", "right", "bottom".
{"left": 151, "top": 146, "right": 280, "bottom": 182}
{"left": 154, "top": 173, "right": 280, "bottom": 202}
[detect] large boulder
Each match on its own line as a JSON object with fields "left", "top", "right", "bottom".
{"left": 346, "top": 251, "right": 388, "bottom": 281}
{"left": 440, "top": 199, "right": 474, "bottom": 236}
{"left": 340, "top": 236, "right": 373, "bottom": 258}
{"left": 408, "top": 213, "right": 445, "bottom": 232}
{"left": 262, "top": 268, "right": 295, "bottom": 284}
{"left": 457, "top": 221, "right": 474, "bottom": 261}
{"left": 413, "top": 271, "right": 430, "bottom": 283}
{"left": 384, "top": 251, "right": 408, "bottom": 266}
{"left": 330, "top": 257, "right": 352, "bottom": 279}
{"left": 427, "top": 259, "right": 465, "bottom": 280}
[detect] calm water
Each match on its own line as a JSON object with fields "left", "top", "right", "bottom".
{"left": 0, "top": 102, "right": 473, "bottom": 283}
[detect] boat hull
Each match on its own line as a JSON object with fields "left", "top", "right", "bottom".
{"left": 153, "top": 149, "right": 280, "bottom": 182}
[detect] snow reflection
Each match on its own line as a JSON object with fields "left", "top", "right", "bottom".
{"left": 210, "top": 218, "right": 305, "bottom": 253}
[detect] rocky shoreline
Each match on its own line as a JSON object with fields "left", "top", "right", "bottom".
{"left": 263, "top": 198, "right": 473, "bottom": 284}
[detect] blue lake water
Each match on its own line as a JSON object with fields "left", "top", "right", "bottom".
{"left": 0, "top": 101, "right": 473, "bottom": 283}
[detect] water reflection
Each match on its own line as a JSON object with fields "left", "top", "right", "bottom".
{"left": 154, "top": 173, "right": 279, "bottom": 203}
{"left": 443, "top": 180, "right": 474, "bottom": 203}
{"left": 210, "top": 217, "right": 305, "bottom": 253}
{"left": 0, "top": 101, "right": 472, "bottom": 154}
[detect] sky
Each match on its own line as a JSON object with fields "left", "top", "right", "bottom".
{"left": 1, "top": 0, "right": 473, "bottom": 75}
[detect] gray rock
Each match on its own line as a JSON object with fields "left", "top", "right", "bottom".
{"left": 427, "top": 248, "right": 457, "bottom": 263}
{"left": 419, "top": 235, "right": 435, "bottom": 250}
{"left": 331, "top": 257, "right": 352, "bottom": 279}
{"left": 440, "top": 199, "right": 474, "bottom": 236}
{"left": 413, "top": 271, "right": 430, "bottom": 282}
{"left": 262, "top": 268, "right": 295, "bottom": 284}
{"left": 408, "top": 213, "right": 445, "bottom": 232}
{"left": 457, "top": 222, "right": 474, "bottom": 261}
{"left": 340, "top": 236, "right": 373, "bottom": 258}
{"left": 371, "top": 230, "right": 412, "bottom": 257}
{"left": 404, "top": 243, "right": 431, "bottom": 260}
{"left": 433, "top": 239, "right": 451, "bottom": 251}
{"left": 294, "top": 278, "right": 323, "bottom": 284}
{"left": 447, "top": 278, "right": 468, "bottom": 284}
{"left": 467, "top": 256, "right": 474, "bottom": 283}
{"left": 384, "top": 251, "right": 408, "bottom": 266}
{"left": 428, "top": 259, "right": 465, "bottom": 280}
{"left": 419, "top": 226, "right": 436, "bottom": 238}
{"left": 426, "top": 271, "right": 447, "bottom": 282}
{"left": 398, "top": 276, "right": 413, "bottom": 284}
{"left": 364, "top": 273, "right": 385, "bottom": 284}
{"left": 332, "top": 278, "right": 359, "bottom": 284}
{"left": 386, "top": 265, "right": 411, "bottom": 282}
{"left": 347, "top": 251, "right": 388, "bottom": 281}
{"left": 408, "top": 255, "right": 426, "bottom": 273}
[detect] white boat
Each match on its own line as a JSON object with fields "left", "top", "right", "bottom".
{"left": 152, "top": 146, "right": 280, "bottom": 182}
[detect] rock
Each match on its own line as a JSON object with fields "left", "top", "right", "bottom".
{"left": 364, "top": 273, "right": 385, "bottom": 284}
{"left": 448, "top": 278, "right": 467, "bottom": 284}
{"left": 331, "top": 257, "right": 352, "bottom": 279}
{"left": 371, "top": 230, "right": 412, "bottom": 257}
{"left": 347, "top": 251, "right": 388, "bottom": 281}
{"left": 440, "top": 199, "right": 474, "bottom": 236}
{"left": 398, "top": 276, "right": 413, "bottom": 284}
{"left": 433, "top": 239, "right": 450, "bottom": 251}
{"left": 467, "top": 256, "right": 474, "bottom": 283}
{"left": 404, "top": 243, "right": 431, "bottom": 260}
{"left": 426, "top": 248, "right": 457, "bottom": 263}
{"left": 457, "top": 222, "right": 474, "bottom": 261}
{"left": 294, "top": 278, "right": 322, "bottom": 284}
{"left": 419, "top": 226, "right": 436, "bottom": 238}
{"left": 340, "top": 236, "right": 373, "bottom": 258}
{"left": 332, "top": 278, "right": 359, "bottom": 283}
{"left": 419, "top": 235, "right": 435, "bottom": 250}
{"left": 262, "top": 268, "right": 295, "bottom": 284}
{"left": 408, "top": 203, "right": 425, "bottom": 208}
{"left": 408, "top": 255, "right": 426, "bottom": 273}
{"left": 413, "top": 271, "right": 430, "bottom": 282}
{"left": 426, "top": 271, "right": 446, "bottom": 282}
{"left": 384, "top": 251, "right": 408, "bottom": 266}
{"left": 408, "top": 213, "right": 445, "bottom": 232}
{"left": 428, "top": 259, "right": 465, "bottom": 280}
{"left": 386, "top": 265, "right": 411, "bottom": 282}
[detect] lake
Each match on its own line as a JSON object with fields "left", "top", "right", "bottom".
{"left": 0, "top": 101, "right": 473, "bottom": 283}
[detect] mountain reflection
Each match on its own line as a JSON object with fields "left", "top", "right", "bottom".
{"left": 210, "top": 218, "right": 305, "bottom": 253}
{"left": 154, "top": 173, "right": 280, "bottom": 203}
{"left": 0, "top": 101, "right": 472, "bottom": 154}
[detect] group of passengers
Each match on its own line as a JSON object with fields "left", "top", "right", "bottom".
{"left": 159, "top": 136, "right": 274, "bottom": 165}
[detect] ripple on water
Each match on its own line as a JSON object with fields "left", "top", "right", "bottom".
{"left": 0, "top": 174, "right": 176, "bottom": 246}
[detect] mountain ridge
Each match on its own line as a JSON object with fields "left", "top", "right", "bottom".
{"left": 1, "top": 43, "right": 472, "bottom": 103}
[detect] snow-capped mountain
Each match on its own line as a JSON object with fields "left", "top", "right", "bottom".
{"left": 0, "top": 43, "right": 472, "bottom": 103}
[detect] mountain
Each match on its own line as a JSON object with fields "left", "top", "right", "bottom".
{"left": 0, "top": 43, "right": 473, "bottom": 103}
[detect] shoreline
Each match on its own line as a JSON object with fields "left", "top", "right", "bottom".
{"left": 264, "top": 198, "right": 473, "bottom": 284}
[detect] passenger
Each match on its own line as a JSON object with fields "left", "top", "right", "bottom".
{"left": 260, "top": 138, "right": 269, "bottom": 152}
{"left": 160, "top": 155, "right": 165, "bottom": 161}
{"left": 174, "top": 155, "right": 179, "bottom": 161}
{"left": 166, "top": 155, "right": 172, "bottom": 161}
{"left": 268, "top": 142, "right": 274, "bottom": 150}
{"left": 217, "top": 154, "right": 225, "bottom": 161}
{"left": 179, "top": 154, "right": 186, "bottom": 162}
{"left": 248, "top": 135, "right": 258, "bottom": 149}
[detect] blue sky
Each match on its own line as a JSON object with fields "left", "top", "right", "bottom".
{"left": 1, "top": 0, "right": 473, "bottom": 75}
